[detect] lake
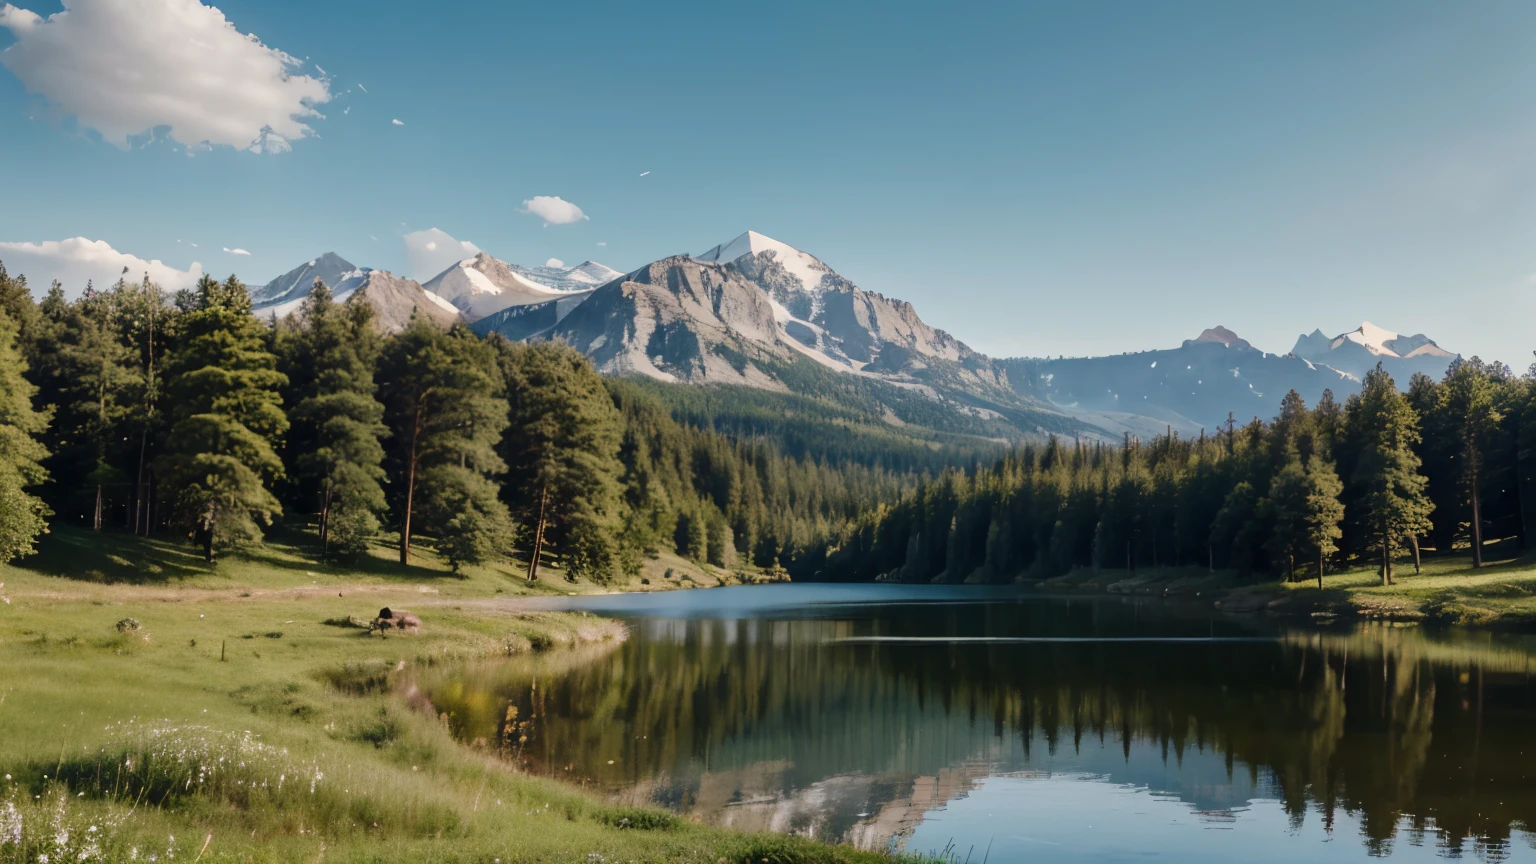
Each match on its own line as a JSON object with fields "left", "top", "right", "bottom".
{"left": 421, "top": 584, "right": 1536, "bottom": 862}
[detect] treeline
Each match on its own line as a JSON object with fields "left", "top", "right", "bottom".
{"left": 824, "top": 360, "right": 1536, "bottom": 585}
{"left": 0, "top": 267, "right": 938, "bottom": 579}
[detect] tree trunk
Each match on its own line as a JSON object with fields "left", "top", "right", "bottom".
{"left": 1471, "top": 459, "right": 1484, "bottom": 568}
{"left": 202, "top": 527, "right": 214, "bottom": 564}
{"left": 400, "top": 408, "right": 423, "bottom": 566}
{"left": 93, "top": 484, "right": 103, "bottom": 532}
{"left": 319, "top": 481, "right": 332, "bottom": 559}
{"left": 133, "top": 428, "right": 148, "bottom": 534}
{"left": 1317, "top": 549, "right": 1324, "bottom": 590}
{"left": 1288, "top": 554, "right": 1294, "bottom": 584}
{"left": 527, "top": 481, "right": 549, "bottom": 582}
{"left": 1410, "top": 534, "right": 1421, "bottom": 575}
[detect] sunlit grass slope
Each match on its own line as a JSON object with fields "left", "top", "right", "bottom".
{"left": 0, "top": 527, "right": 925, "bottom": 863}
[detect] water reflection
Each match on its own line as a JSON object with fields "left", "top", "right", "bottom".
{"left": 421, "top": 589, "right": 1536, "bottom": 860}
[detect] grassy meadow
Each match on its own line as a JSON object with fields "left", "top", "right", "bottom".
{"left": 1037, "top": 538, "right": 1536, "bottom": 626}
{"left": 0, "top": 527, "right": 917, "bottom": 864}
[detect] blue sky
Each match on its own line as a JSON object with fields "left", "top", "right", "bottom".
{"left": 1, "top": 0, "right": 1532, "bottom": 365}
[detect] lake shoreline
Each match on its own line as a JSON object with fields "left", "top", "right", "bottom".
{"left": 0, "top": 528, "right": 928, "bottom": 863}
{"left": 1010, "top": 554, "right": 1536, "bottom": 630}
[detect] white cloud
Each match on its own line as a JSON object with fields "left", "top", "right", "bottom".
{"left": 520, "top": 196, "right": 588, "bottom": 225}
{"left": 392, "top": 118, "right": 404, "bottom": 126}
{"left": 0, "top": 237, "right": 202, "bottom": 294}
{"left": 0, "top": 0, "right": 329, "bottom": 153}
{"left": 223, "top": 247, "right": 251, "bottom": 256}
{"left": 544, "top": 258, "right": 565, "bottom": 269}
{"left": 403, "top": 228, "right": 481, "bottom": 281}
{"left": 357, "top": 83, "right": 368, "bottom": 94}
{"left": 596, "top": 241, "right": 607, "bottom": 247}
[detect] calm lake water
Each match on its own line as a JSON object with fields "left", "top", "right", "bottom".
{"left": 421, "top": 584, "right": 1536, "bottom": 862}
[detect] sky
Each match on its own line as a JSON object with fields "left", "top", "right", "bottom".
{"left": 0, "top": 0, "right": 1532, "bottom": 365}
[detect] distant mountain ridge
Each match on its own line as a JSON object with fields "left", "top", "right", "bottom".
{"left": 1004, "top": 321, "right": 1459, "bottom": 436}
{"left": 1289, "top": 321, "right": 1454, "bottom": 380}
{"left": 245, "top": 241, "right": 1460, "bottom": 445}
{"left": 249, "top": 252, "right": 461, "bottom": 331}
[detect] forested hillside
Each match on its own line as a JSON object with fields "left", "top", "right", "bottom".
{"left": 823, "top": 359, "right": 1536, "bottom": 585}
{"left": 0, "top": 268, "right": 979, "bottom": 580}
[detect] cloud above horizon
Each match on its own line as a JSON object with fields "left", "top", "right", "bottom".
{"left": 0, "top": 237, "right": 203, "bottom": 294}
{"left": 544, "top": 258, "right": 564, "bottom": 268}
{"left": 223, "top": 247, "right": 252, "bottom": 256}
{"left": 403, "top": 228, "right": 481, "bottom": 281}
{"left": 520, "top": 196, "right": 588, "bottom": 225}
{"left": 0, "top": 0, "right": 329, "bottom": 153}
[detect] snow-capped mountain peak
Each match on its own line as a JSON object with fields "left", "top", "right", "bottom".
{"left": 696, "top": 230, "right": 834, "bottom": 298}
{"left": 1338, "top": 321, "right": 1400, "bottom": 356}
{"left": 250, "top": 251, "right": 358, "bottom": 305}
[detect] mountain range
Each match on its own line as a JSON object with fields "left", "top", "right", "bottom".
{"left": 250, "top": 233, "right": 1460, "bottom": 442}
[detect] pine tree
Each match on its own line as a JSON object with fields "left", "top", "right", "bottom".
{"left": 1442, "top": 358, "right": 1504, "bottom": 567}
{"left": 157, "top": 276, "right": 288, "bottom": 562}
{"left": 1263, "top": 459, "right": 1309, "bottom": 582}
{"left": 284, "top": 281, "right": 389, "bottom": 560}
{"left": 39, "top": 283, "right": 140, "bottom": 529}
{"left": 1304, "top": 454, "right": 1345, "bottom": 588}
{"left": 1351, "top": 365, "right": 1433, "bottom": 584}
{"left": 379, "top": 317, "right": 513, "bottom": 570}
{"left": 119, "top": 275, "right": 171, "bottom": 535}
{"left": 498, "top": 341, "right": 624, "bottom": 582}
{"left": 0, "top": 308, "right": 50, "bottom": 563}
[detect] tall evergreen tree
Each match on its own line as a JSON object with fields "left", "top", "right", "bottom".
{"left": 1303, "top": 454, "right": 1346, "bottom": 588}
{"left": 283, "top": 281, "right": 389, "bottom": 560}
{"left": 498, "top": 341, "right": 624, "bottom": 582}
{"left": 1263, "top": 458, "right": 1310, "bottom": 582}
{"left": 118, "top": 275, "right": 172, "bottom": 535}
{"left": 1442, "top": 358, "right": 1504, "bottom": 567}
{"left": 0, "top": 308, "right": 50, "bottom": 563}
{"left": 38, "top": 283, "right": 140, "bottom": 529}
{"left": 379, "top": 317, "right": 513, "bottom": 570}
{"left": 157, "top": 276, "right": 288, "bottom": 562}
{"left": 1350, "top": 365, "right": 1433, "bottom": 584}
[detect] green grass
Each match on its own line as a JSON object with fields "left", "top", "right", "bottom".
{"left": 1035, "top": 538, "right": 1536, "bottom": 628}
{"left": 0, "top": 527, "right": 928, "bottom": 863}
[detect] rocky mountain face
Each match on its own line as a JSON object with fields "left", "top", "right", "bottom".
{"left": 250, "top": 255, "right": 461, "bottom": 332}
{"left": 540, "top": 255, "right": 795, "bottom": 387}
{"left": 421, "top": 252, "right": 569, "bottom": 320}
{"left": 522, "top": 248, "right": 1080, "bottom": 439}
{"left": 250, "top": 252, "right": 362, "bottom": 307}
{"left": 698, "top": 231, "right": 993, "bottom": 380}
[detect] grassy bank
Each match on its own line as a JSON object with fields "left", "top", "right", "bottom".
{"left": 1032, "top": 539, "right": 1536, "bottom": 627}
{"left": 0, "top": 528, "right": 916, "bottom": 863}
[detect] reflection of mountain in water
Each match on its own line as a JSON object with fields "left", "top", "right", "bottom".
{"left": 422, "top": 596, "right": 1536, "bottom": 858}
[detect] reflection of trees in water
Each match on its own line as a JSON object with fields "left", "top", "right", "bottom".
{"left": 424, "top": 602, "right": 1536, "bottom": 856}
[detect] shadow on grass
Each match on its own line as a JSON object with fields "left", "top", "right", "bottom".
{"left": 20, "top": 525, "right": 209, "bottom": 583}
{"left": 18, "top": 524, "right": 463, "bottom": 585}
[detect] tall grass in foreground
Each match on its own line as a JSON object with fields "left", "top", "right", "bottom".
{"left": 3, "top": 718, "right": 460, "bottom": 862}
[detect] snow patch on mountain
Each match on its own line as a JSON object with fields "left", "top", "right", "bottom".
{"left": 696, "top": 231, "right": 833, "bottom": 301}
{"left": 1337, "top": 321, "right": 1400, "bottom": 356}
